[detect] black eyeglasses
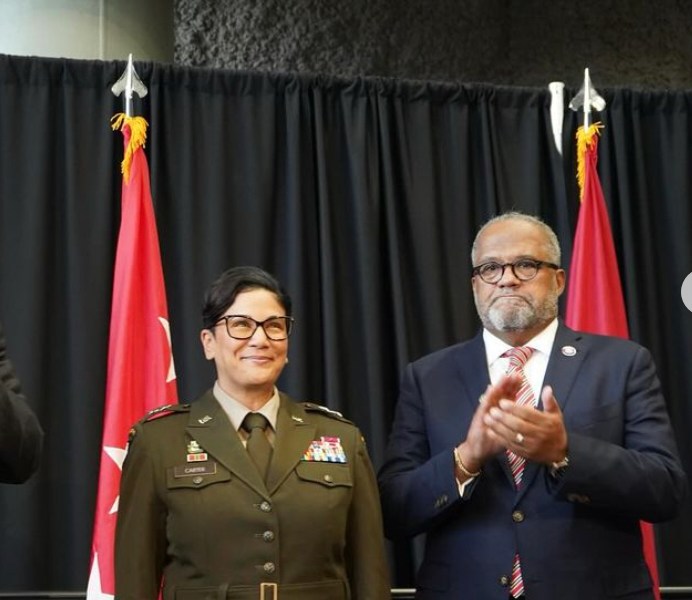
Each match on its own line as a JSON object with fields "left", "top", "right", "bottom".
{"left": 472, "top": 259, "right": 560, "bottom": 284}
{"left": 215, "top": 315, "right": 294, "bottom": 341}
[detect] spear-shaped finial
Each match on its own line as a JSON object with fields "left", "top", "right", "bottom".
{"left": 111, "top": 54, "right": 148, "bottom": 117}
{"left": 568, "top": 68, "right": 606, "bottom": 129}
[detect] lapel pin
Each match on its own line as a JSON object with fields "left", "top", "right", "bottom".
{"left": 198, "top": 415, "right": 212, "bottom": 424}
{"left": 561, "top": 345, "right": 577, "bottom": 357}
{"left": 291, "top": 415, "right": 304, "bottom": 423}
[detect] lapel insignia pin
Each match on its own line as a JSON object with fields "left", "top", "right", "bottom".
{"left": 291, "top": 415, "right": 304, "bottom": 423}
{"left": 198, "top": 415, "right": 212, "bottom": 424}
{"left": 561, "top": 345, "right": 577, "bottom": 357}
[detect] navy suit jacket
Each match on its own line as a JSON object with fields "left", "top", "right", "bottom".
{"left": 378, "top": 323, "right": 687, "bottom": 600}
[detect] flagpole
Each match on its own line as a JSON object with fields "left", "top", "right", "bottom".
{"left": 87, "top": 54, "right": 176, "bottom": 600}
{"left": 111, "top": 53, "right": 148, "bottom": 116}
{"left": 583, "top": 68, "right": 591, "bottom": 129}
{"left": 568, "top": 66, "right": 605, "bottom": 132}
{"left": 566, "top": 71, "right": 662, "bottom": 600}
{"left": 569, "top": 69, "right": 606, "bottom": 199}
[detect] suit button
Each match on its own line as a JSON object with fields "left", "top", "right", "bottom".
{"left": 263, "top": 562, "right": 276, "bottom": 573}
{"left": 192, "top": 476, "right": 203, "bottom": 485}
{"left": 512, "top": 510, "right": 525, "bottom": 523}
{"left": 263, "top": 530, "right": 275, "bottom": 542}
{"left": 499, "top": 575, "right": 509, "bottom": 586}
{"left": 434, "top": 494, "right": 449, "bottom": 508}
{"left": 259, "top": 501, "right": 272, "bottom": 512}
{"left": 323, "top": 474, "right": 333, "bottom": 483}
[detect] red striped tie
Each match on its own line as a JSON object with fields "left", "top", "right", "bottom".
{"left": 503, "top": 346, "right": 535, "bottom": 598}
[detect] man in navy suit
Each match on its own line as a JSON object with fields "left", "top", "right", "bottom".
{"left": 378, "top": 212, "right": 687, "bottom": 599}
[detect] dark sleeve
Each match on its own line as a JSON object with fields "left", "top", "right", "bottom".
{"left": 345, "top": 428, "right": 391, "bottom": 600}
{"left": 115, "top": 424, "right": 167, "bottom": 600}
{"left": 378, "top": 363, "right": 469, "bottom": 539}
{"left": 549, "top": 345, "right": 688, "bottom": 521}
{"left": 0, "top": 324, "right": 44, "bottom": 483}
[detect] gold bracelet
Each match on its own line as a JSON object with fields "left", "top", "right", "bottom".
{"left": 453, "top": 447, "right": 481, "bottom": 478}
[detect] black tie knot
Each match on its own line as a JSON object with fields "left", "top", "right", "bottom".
{"left": 242, "top": 412, "right": 269, "bottom": 433}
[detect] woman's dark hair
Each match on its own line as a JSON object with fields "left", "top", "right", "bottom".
{"left": 202, "top": 266, "right": 292, "bottom": 330}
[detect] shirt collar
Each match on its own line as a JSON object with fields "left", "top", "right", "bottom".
{"left": 482, "top": 317, "right": 559, "bottom": 365}
{"left": 212, "top": 381, "right": 280, "bottom": 432}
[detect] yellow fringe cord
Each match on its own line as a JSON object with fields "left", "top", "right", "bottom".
{"left": 111, "top": 113, "right": 149, "bottom": 183}
{"left": 575, "top": 122, "right": 603, "bottom": 200}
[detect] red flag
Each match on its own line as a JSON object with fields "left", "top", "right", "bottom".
{"left": 565, "top": 123, "right": 660, "bottom": 599}
{"left": 87, "top": 114, "right": 178, "bottom": 598}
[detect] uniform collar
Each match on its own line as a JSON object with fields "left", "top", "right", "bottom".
{"left": 212, "top": 381, "right": 280, "bottom": 432}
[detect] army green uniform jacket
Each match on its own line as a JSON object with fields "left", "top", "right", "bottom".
{"left": 115, "top": 390, "right": 390, "bottom": 600}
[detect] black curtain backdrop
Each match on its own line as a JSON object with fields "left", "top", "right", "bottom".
{"left": 0, "top": 54, "right": 690, "bottom": 591}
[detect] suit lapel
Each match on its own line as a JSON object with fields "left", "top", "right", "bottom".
{"left": 542, "top": 322, "right": 586, "bottom": 416}
{"left": 456, "top": 332, "right": 492, "bottom": 410}
{"left": 185, "top": 391, "right": 268, "bottom": 498}
{"left": 266, "top": 395, "right": 315, "bottom": 495}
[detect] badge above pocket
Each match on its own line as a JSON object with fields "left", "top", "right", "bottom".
{"left": 301, "top": 436, "right": 347, "bottom": 463}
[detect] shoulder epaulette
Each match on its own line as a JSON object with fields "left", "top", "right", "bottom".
{"left": 127, "top": 404, "right": 190, "bottom": 444}
{"left": 141, "top": 403, "right": 191, "bottom": 423}
{"left": 301, "top": 402, "right": 352, "bottom": 424}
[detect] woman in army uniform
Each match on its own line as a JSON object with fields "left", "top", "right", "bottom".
{"left": 114, "top": 266, "right": 390, "bottom": 600}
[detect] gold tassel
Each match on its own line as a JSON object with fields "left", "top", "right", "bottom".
{"left": 575, "top": 122, "right": 603, "bottom": 200}
{"left": 111, "top": 113, "right": 149, "bottom": 183}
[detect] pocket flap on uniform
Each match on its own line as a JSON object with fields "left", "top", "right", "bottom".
{"left": 295, "top": 462, "right": 353, "bottom": 488}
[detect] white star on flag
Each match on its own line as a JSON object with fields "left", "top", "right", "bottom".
{"left": 103, "top": 446, "right": 128, "bottom": 514}
{"left": 86, "top": 553, "right": 115, "bottom": 600}
{"left": 159, "top": 316, "right": 177, "bottom": 383}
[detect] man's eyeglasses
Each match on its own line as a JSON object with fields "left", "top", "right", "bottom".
{"left": 215, "top": 315, "right": 294, "bottom": 341}
{"left": 472, "top": 259, "right": 560, "bottom": 284}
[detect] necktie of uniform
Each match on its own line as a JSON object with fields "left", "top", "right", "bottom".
{"left": 502, "top": 346, "right": 535, "bottom": 599}
{"left": 241, "top": 412, "right": 272, "bottom": 481}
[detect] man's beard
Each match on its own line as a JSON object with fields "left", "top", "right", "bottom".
{"left": 476, "top": 291, "right": 559, "bottom": 332}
